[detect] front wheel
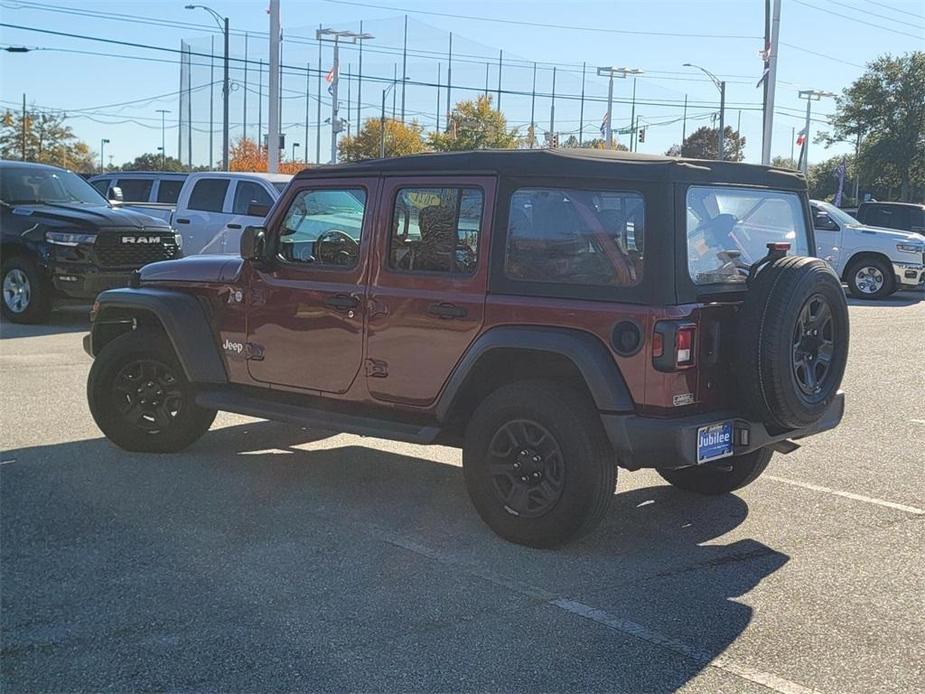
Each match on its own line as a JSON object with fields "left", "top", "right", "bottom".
{"left": 463, "top": 380, "right": 615, "bottom": 548}
{"left": 657, "top": 448, "right": 773, "bottom": 495}
{"left": 846, "top": 256, "right": 895, "bottom": 299}
{"left": 1, "top": 256, "right": 52, "bottom": 324}
{"left": 87, "top": 330, "right": 216, "bottom": 452}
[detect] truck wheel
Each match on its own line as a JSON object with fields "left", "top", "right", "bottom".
{"left": 657, "top": 448, "right": 772, "bottom": 495}
{"left": 1, "top": 256, "right": 52, "bottom": 324}
{"left": 845, "top": 256, "right": 894, "bottom": 299}
{"left": 736, "top": 256, "right": 849, "bottom": 430}
{"left": 87, "top": 329, "right": 216, "bottom": 453}
{"left": 463, "top": 380, "right": 615, "bottom": 548}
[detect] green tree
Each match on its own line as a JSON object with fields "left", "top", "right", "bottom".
{"left": 667, "top": 125, "right": 745, "bottom": 161}
{"left": 338, "top": 118, "right": 428, "bottom": 161}
{"left": 820, "top": 51, "right": 925, "bottom": 201}
{"left": 119, "top": 152, "right": 187, "bottom": 172}
{"left": 429, "top": 95, "right": 520, "bottom": 151}
{"left": 806, "top": 155, "right": 856, "bottom": 203}
{"left": 0, "top": 109, "right": 95, "bottom": 171}
{"left": 561, "top": 135, "right": 627, "bottom": 151}
{"left": 771, "top": 156, "right": 798, "bottom": 170}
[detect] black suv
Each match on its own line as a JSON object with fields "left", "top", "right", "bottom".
{"left": 1, "top": 161, "right": 182, "bottom": 323}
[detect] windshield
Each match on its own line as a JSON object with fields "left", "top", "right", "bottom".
{"left": 815, "top": 200, "right": 858, "bottom": 227}
{"left": 686, "top": 185, "right": 809, "bottom": 286}
{"left": 0, "top": 167, "right": 108, "bottom": 207}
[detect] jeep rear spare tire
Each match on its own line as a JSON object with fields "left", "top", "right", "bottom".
{"left": 735, "top": 256, "right": 849, "bottom": 430}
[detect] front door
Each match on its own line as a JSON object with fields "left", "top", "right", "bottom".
{"left": 245, "top": 179, "right": 377, "bottom": 393}
{"left": 366, "top": 176, "right": 495, "bottom": 406}
{"left": 812, "top": 205, "right": 842, "bottom": 269}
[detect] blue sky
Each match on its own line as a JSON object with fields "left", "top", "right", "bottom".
{"left": 1, "top": 0, "right": 922, "bottom": 168}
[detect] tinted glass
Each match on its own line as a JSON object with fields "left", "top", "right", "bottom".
{"left": 278, "top": 188, "right": 366, "bottom": 267}
{"left": 505, "top": 187, "right": 644, "bottom": 287}
{"left": 389, "top": 187, "right": 483, "bottom": 274}
{"left": 233, "top": 180, "right": 274, "bottom": 215}
{"left": 156, "top": 179, "right": 184, "bottom": 203}
{"left": 0, "top": 166, "right": 108, "bottom": 206}
{"left": 811, "top": 204, "right": 839, "bottom": 231}
{"left": 90, "top": 179, "right": 110, "bottom": 195}
{"left": 686, "top": 186, "right": 808, "bottom": 285}
{"left": 187, "top": 178, "right": 229, "bottom": 212}
{"left": 116, "top": 178, "right": 154, "bottom": 202}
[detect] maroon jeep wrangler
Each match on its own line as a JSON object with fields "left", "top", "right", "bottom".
{"left": 84, "top": 150, "right": 848, "bottom": 547}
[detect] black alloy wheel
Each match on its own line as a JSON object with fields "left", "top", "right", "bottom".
{"left": 112, "top": 358, "right": 185, "bottom": 432}
{"left": 791, "top": 294, "right": 836, "bottom": 397}
{"left": 486, "top": 419, "right": 565, "bottom": 518}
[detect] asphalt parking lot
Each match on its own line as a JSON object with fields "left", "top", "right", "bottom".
{"left": 1, "top": 292, "right": 923, "bottom": 693}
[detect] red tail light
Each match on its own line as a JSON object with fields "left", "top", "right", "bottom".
{"left": 653, "top": 321, "right": 697, "bottom": 371}
{"left": 676, "top": 325, "right": 695, "bottom": 366}
{"left": 652, "top": 332, "right": 664, "bottom": 358}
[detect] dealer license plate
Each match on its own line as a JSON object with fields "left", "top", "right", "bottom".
{"left": 696, "top": 421, "right": 734, "bottom": 464}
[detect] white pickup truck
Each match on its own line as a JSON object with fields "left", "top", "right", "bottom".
{"left": 811, "top": 200, "right": 925, "bottom": 299}
{"left": 118, "top": 172, "right": 292, "bottom": 255}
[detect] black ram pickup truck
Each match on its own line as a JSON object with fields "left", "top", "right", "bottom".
{"left": 1, "top": 161, "right": 181, "bottom": 323}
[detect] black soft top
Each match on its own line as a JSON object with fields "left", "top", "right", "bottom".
{"left": 294, "top": 149, "right": 806, "bottom": 191}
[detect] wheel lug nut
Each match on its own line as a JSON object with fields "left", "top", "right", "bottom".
{"left": 521, "top": 476, "right": 528, "bottom": 482}
{"left": 532, "top": 472, "right": 540, "bottom": 478}
{"left": 532, "top": 456, "right": 540, "bottom": 463}
{"left": 513, "top": 462, "right": 520, "bottom": 470}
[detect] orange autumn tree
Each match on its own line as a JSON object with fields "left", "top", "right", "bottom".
{"left": 228, "top": 137, "right": 305, "bottom": 174}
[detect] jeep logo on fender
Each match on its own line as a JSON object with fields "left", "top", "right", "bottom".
{"left": 121, "top": 236, "right": 162, "bottom": 244}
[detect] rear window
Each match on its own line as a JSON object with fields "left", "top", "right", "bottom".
{"left": 156, "top": 179, "right": 184, "bottom": 204}
{"left": 187, "top": 178, "right": 229, "bottom": 212}
{"left": 504, "top": 187, "right": 644, "bottom": 287}
{"left": 686, "top": 186, "right": 808, "bottom": 286}
{"left": 116, "top": 178, "right": 154, "bottom": 202}
{"left": 232, "top": 180, "right": 274, "bottom": 215}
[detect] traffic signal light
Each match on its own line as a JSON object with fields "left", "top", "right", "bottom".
{"left": 638, "top": 128, "right": 646, "bottom": 143}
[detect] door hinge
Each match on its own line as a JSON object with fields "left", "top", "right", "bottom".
{"left": 365, "top": 358, "right": 388, "bottom": 378}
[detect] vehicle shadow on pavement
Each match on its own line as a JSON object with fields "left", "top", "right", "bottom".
{"left": 0, "top": 306, "right": 90, "bottom": 340}
{"left": 1, "top": 421, "right": 788, "bottom": 692}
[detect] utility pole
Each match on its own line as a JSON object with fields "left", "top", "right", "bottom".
{"left": 761, "top": 0, "right": 781, "bottom": 165}
{"left": 268, "top": 0, "right": 281, "bottom": 172}
{"left": 316, "top": 25, "right": 322, "bottom": 164}
{"left": 497, "top": 50, "right": 503, "bottom": 108}
{"left": 292, "top": 142, "right": 300, "bottom": 163}
{"left": 629, "top": 77, "right": 637, "bottom": 151}
{"left": 185, "top": 5, "right": 230, "bottom": 169}
{"left": 790, "top": 127, "right": 795, "bottom": 162}
{"left": 401, "top": 15, "right": 408, "bottom": 122}
{"left": 258, "top": 58, "right": 264, "bottom": 155}
{"left": 358, "top": 20, "right": 364, "bottom": 128}
{"left": 156, "top": 109, "right": 170, "bottom": 169}
{"left": 683, "top": 63, "right": 725, "bottom": 159}
{"left": 446, "top": 33, "right": 453, "bottom": 130}
{"left": 317, "top": 28, "right": 373, "bottom": 164}
{"left": 798, "top": 89, "right": 834, "bottom": 174}
{"left": 99, "top": 138, "right": 109, "bottom": 174}
{"left": 579, "top": 62, "right": 586, "bottom": 145}
{"left": 549, "top": 66, "right": 556, "bottom": 138}
{"left": 682, "top": 94, "right": 688, "bottom": 147}
{"left": 597, "top": 66, "right": 643, "bottom": 149}
{"left": 530, "top": 63, "right": 537, "bottom": 149}
{"left": 209, "top": 36, "right": 214, "bottom": 169}
{"left": 243, "top": 33, "right": 248, "bottom": 143}
{"left": 380, "top": 78, "right": 407, "bottom": 158}
{"left": 21, "top": 93, "right": 26, "bottom": 161}
{"left": 304, "top": 62, "right": 310, "bottom": 164}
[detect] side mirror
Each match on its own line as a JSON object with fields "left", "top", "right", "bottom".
{"left": 240, "top": 225, "right": 267, "bottom": 261}
{"left": 108, "top": 186, "right": 124, "bottom": 203}
{"left": 246, "top": 202, "right": 271, "bottom": 218}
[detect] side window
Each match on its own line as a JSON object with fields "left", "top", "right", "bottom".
{"left": 505, "top": 187, "right": 644, "bottom": 287}
{"left": 116, "top": 178, "right": 154, "bottom": 202}
{"left": 90, "top": 179, "right": 110, "bottom": 195}
{"left": 389, "top": 187, "right": 483, "bottom": 274}
{"left": 187, "top": 178, "right": 229, "bottom": 212}
{"left": 278, "top": 188, "right": 366, "bottom": 267}
{"left": 233, "top": 180, "right": 274, "bottom": 215}
{"left": 156, "top": 179, "right": 184, "bottom": 204}
{"left": 812, "top": 206, "right": 839, "bottom": 231}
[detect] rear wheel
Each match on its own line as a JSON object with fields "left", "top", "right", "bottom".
{"left": 657, "top": 448, "right": 772, "bottom": 495}
{"left": 845, "top": 256, "right": 895, "bottom": 299}
{"left": 463, "top": 380, "right": 615, "bottom": 548}
{"left": 1, "top": 256, "right": 52, "bottom": 324}
{"left": 88, "top": 330, "right": 216, "bottom": 452}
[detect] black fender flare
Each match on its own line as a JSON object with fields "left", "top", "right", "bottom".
{"left": 435, "top": 326, "right": 635, "bottom": 422}
{"left": 89, "top": 288, "right": 227, "bottom": 385}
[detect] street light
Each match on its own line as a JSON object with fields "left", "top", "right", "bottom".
{"left": 797, "top": 89, "right": 835, "bottom": 174}
{"left": 99, "top": 138, "right": 110, "bottom": 173}
{"left": 185, "top": 4, "right": 229, "bottom": 170}
{"left": 380, "top": 77, "right": 409, "bottom": 159}
{"left": 155, "top": 109, "right": 170, "bottom": 170}
{"left": 292, "top": 142, "right": 300, "bottom": 163}
{"left": 683, "top": 63, "right": 726, "bottom": 160}
{"left": 317, "top": 28, "right": 374, "bottom": 164}
{"left": 596, "top": 67, "right": 643, "bottom": 149}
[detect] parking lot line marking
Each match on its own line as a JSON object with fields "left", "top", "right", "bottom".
{"left": 380, "top": 530, "right": 820, "bottom": 694}
{"left": 911, "top": 419, "right": 925, "bottom": 425}
{"left": 764, "top": 475, "right": 924, "bottom": 515}
{"left": 0, "top": 459, "right": 15, "bottom": 465}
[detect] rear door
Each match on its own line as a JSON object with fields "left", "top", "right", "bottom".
{"left": 115, "top": 177, "right": 155, "bottom": 203}
{"left": 365, "top": 176, "right": 495, "bottom": 406}
{"left": 175, "top": 176, "right": 234, "bottom": 254}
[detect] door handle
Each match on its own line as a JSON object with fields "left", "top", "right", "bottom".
{"left": 325, "top": 294, "right": 360, "bottom": 311}
{"left": 427, "top": 302, "right": 467, "bottom": 319}
{"left": 175, "top": 218, "right": 190, "bottom": 224}
{"left": 227, "top": 223, "right": 242, "bottom": 230}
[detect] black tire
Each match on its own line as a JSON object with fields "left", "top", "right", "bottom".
{"left": 845, "top": 256, "right": 895, "bottom": 299}
{"left": 657, "top": 448, "right": 773, "bottom": 495}
{"left": 1, "top": 255, "right": 52, "bottom": 324}
{"left": 736, "top": 256, "right": 849, "bottom": 430}
{"left": 87, "top": 329, "right": 216, "bottom": 453}
{"left": 463, "top": 380, "right": 615, "bottom": 548}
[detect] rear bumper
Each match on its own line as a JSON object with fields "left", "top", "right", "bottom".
{"left": 602, "top": 391, "right": 845, "bottom": 470}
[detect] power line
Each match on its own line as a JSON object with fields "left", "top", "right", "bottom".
{"left": 781, "top": 42, "right": 866, "bottom": 70}
{"left": 792, "top": 0, "right": 924, "bottom": 39}
{"left": 822, "top": 0, "right": 925, "bottom": 30}
{"left": 319, "top": 0, "right": 764, "bottom": 39}
{"left": 858, "top": 0, "right": 925, "bottom": 20}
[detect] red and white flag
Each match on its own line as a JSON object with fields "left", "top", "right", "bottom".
{"left": 325, "top": 66, "right": 336, "bottom": 83}
{"left": 796, "top": 128, "right": 806, "bottom": 146}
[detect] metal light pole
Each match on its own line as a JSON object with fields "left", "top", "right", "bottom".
{"left": 797, "top": 89, "right": 835, "bottom": 174}
{"left": 99, "top": 139, "right": 110, "bottom": 173}
{"left": 156, "top": 109, "right": 170, "bottom": 170}
{"left": 292, "top": 142, "right": 300, "bottom": 163}
{"left": 683, "top": 63, "right": 726, "bottom": 160}
{"left": 317, "top": 28, "right": 373, "bottom": 164}
{"left": 185, "top": 5, "right": 229, "bottom": 170}
{"left": 380, "top": 78, "right": 408, "bottom": 158}
{"left": 596, "top": 66, "right": 643, "bottom": 149}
